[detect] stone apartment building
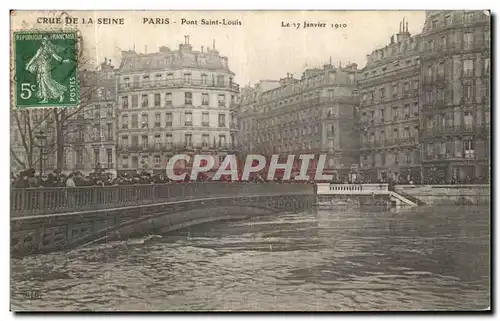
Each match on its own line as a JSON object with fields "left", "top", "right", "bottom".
{"left": 116, "top": 36, "right": 239, "bottom": 174}
{"left": 420, "top": 10, "right": 490, "bottom": 183}
{"left": 357, "top": 10, "right": 490, "bottom": 183}
{"left": 238, "top": 63, "right": 359, "bottom": 181}
{"left": 358, "top": 19, "right": 422, "bottom": 183}
{"left": 67, "top": 59, "right": 118, "bottom": 176}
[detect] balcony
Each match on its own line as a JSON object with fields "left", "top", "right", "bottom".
{"left": 118, "top": 78, "right": 240, "bottom": 93}
{"left": 423, "top": 125, "right": 486, "bottom": 138}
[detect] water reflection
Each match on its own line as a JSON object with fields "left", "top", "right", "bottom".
{"left": 11, "top": 205, "right": 489, "bottom": 311}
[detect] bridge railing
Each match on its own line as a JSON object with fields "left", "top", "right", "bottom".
{"left": 317, "top": 183, "right": 389, "bottom": 195}
{"left": 11, "top": 183, "right": 313, "bottom": 217}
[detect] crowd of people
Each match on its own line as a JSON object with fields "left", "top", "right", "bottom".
{"left": 10, "top": 167, "right": 488, "bottom": 189}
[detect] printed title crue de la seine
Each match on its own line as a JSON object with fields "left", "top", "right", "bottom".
{"left": 35, "top": 16, "right": 243, "bottom": 26}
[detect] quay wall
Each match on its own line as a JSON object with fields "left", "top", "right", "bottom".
{"left": 394, "top": 185, "right": 490, "bottom": 205}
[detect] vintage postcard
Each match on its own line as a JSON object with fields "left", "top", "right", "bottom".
{"left": 10, "top": 10, "right": 491, "bottom": 312}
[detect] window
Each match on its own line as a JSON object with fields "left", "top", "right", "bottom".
{"left": 107, "top": 149, "right": 112, "bottom": 167}
{"left": 463, "top": 59, "right": 474, "bottom": 77}
{"left": 463, "top": 83, "right": 473, "bottom": 102}
{"left": 165, "top": 112, "right": 172, "bottom": 126}
{"left": 141, "top": 114, "right": 148, "bottom": 128}
{"left": 166, "top": 134, "right": 172, "bottom": 148}
{"left": 217, "top": 75, "right": 224, "bottom": 86}
{"left": 94, "top": 149, "right": 100, "bottom": 166}
{"left": 185, "top": 134, "right": 192, "bottom": 147}
{"left": 185, "top": 112, "right": 193, "bottom": 126}
{"left": 437, "top": 88, "right": 445, "bottom": 102}
{"left": 154, "top": 113, "right": 161, "bottom": 127}
{"left": 218, "top": 113, "right": 226, "bottom": 127}
{"left": 464, "top": 12, "right": 475, "bottom": 23}
{"left": 413, "top": 103, "right": 419, "bottom": 117}
{"left": 202, "top": 112, "right": 209, "bottom": 126}
{"left": 141, "top": 94, "right": 149, "bottom": 107}
{"left": 464, "top": 112, "right": 474, "bottom": 131}
{"left": 154, "top": 155, "right": 161, "bottom": 164}
{"left": 185, "top": 92, "right": 192, "bottom": 105}
{"left": 218, "top": 94, "right": 226, "bottom": 107}
{"left": 444, "top": 15, "right": 451, "bottom": 26}
{"left": 463, "top": 33, "right": 474, "bottom": 49}
{"left": 123, "top": 77, "right": 130, "bottom": 87}
{"left": 155, "top": 74, "right": 162, "bottom": 84}
{"left": 165, "top": 92, "right": 172, "bottom": 105}
{"left": 201, "top": 74, "right": 208, "bottom": 85}
{"left": 328, "top": 89, "right": 334, "bottom": 100}
{"left": 131, "top": 114, "right": 138, "bottom": 128}
{"left": 427, "top": 65, "right": 433, "bottom": 81}
{"left": 464, "top": 140, "right": 475, "bottom": 159}
{"left": 154, "top": 93, "right": 161, "bottom": 107}
{"left": 379, "top": 88, "right": 385, "bottom": 100}
{"left": 76, "top": 149, "right": 83, "bottom": 165}
{"left": 431, "top": 19, "right": 438, "bottom": 29}
{"left": 132, "top": 156, "right": 138, "bottom": 168}
{"left": 154, "top": 134, "right": 161, "bottom": 149}
{"left": 121, "top": 115, "right": 128, "bottom": 129}
{"left": 393, "top": 128, "right": 399, "bottom": 140}
{"left": 438, "top": 62, "right": 445, "bottom": 77}
{"left": 107, "top": 123, "right": 113, "bottom": 139}
{"left": 122, "top": 96, "right": 128, "bottom": 108}
{"left": 428, "top": 40, "right": 435, "bottom": 51}
{"left": 166, "top": 73, "right": 173, "bottom": 81}
{"left": 392, "top": 106, "right": 399, "bottom": 121}
{"left": 403, "top": 82, "right": 409, "bottom": 94}
{"left": 199, "top": 134, "right": 209, "bottom": 147}
{"left": 131, "top": 95, "right": 138, "bottom": 108}
{"left": 392, "top": 84, "right": 397, "bottom": 97}
{"left": 183, "top": 73, "right": 191, "bottom": 84}
{"left": 484, "top": 58, "right": 490, "bottom": 74}
{"left": 121, "top": 135, "right": 128, "bottom": 147}
{"left": 141, "top": 135, "right": 148, "bottom": 149}
{"left": 440, "top": 36, "right": 447, "bottom": 49}
{"left": 219, "top": 135, "right": 226, "bottom": 147}
{"left": 202, "top": 93, "right": 209, "bottom": 105}
{"left": 404, "top": 105, "right": 410, "bottom": 119}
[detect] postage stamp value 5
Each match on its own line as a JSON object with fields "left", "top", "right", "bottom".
{"left": 13, "top": 31, "right": 80, "bottom": 109}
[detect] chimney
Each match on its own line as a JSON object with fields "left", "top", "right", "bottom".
{"left": 145, "top": 45, "right": 147, "bottom": 54}
{"left": 201, "top": 46, "right": 204, "bottom": 53}
{"left": 213, "top": 39, "right": 215, "bottom": 50}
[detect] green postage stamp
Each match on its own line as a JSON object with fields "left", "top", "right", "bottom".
{"left": 13, "top": 30, "right": 79, "bottom": 109}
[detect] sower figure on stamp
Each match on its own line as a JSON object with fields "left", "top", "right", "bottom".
{"left": 25, "top": 36, "right": 70, "bottom": 103}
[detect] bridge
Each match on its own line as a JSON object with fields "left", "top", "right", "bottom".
{"left": 11, "top": 183, "right": 315, "bottom": 256}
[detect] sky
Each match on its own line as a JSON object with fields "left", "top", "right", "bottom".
{"left": 11, "top": 10, "right": 427, "bottom": 86}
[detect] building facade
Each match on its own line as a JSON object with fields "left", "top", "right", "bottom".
{"left": 116, "top": 36, "right": 239, "bottom": 174}
{"left": 358, "top": 19, "right": 422, "bottom": 183}
{"left": 420, "top": 10, "right": 490, "bottom": 183}
{"left": 238, "top": 63, "right": 359, "bottom": 181}
{"left": 65, "top": 59, "right": 118, "bottom": 176}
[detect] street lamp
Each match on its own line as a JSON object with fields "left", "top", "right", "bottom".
{"left": 35, "top": 130, "right": 47, "bottom": 177}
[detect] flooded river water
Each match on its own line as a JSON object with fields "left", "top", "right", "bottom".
{"left": 11, "top": 205, "right": 490, "bottom": 311}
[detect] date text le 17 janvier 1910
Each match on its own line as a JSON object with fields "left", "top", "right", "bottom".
{"left": 281, "top": 21, "right": 347, "bottom": 29}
